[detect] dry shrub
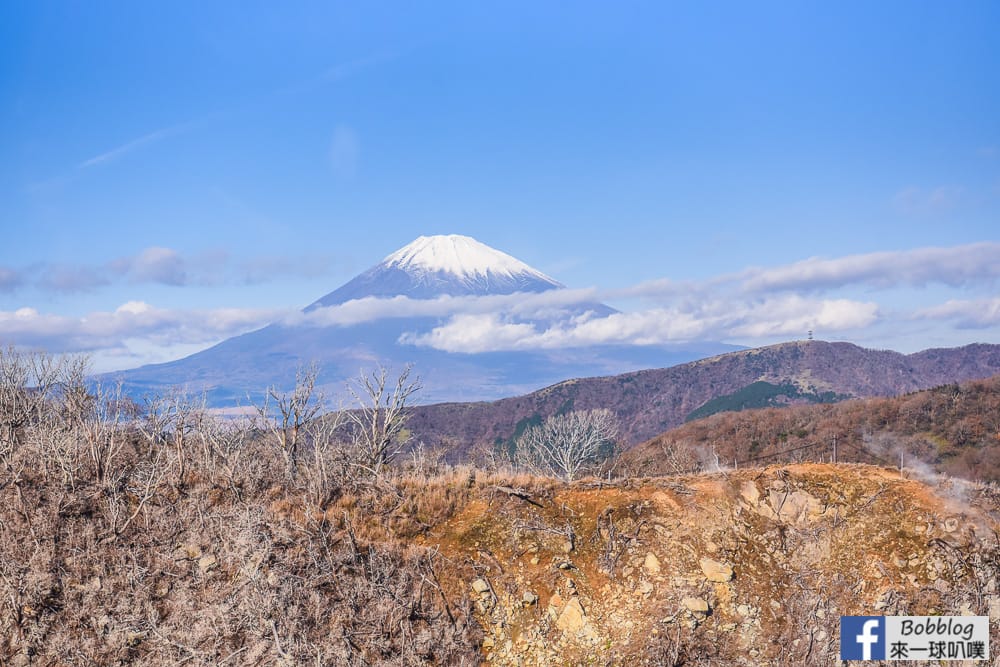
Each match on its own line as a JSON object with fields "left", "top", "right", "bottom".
{"left": 0, "top": 355, "right": 482, "bottom": 665}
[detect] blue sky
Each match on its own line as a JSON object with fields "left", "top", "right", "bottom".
{"left": 2, "top": 1, "right": 999, "bottom": 371}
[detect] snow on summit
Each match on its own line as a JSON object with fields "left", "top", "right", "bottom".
{"left": 383, "top": 235, "right": 560, "bottom": 286}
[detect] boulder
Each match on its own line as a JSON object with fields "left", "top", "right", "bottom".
{"left": 699, "top": 557, "right": 734, "bottom": 582}
{"left": 644, "top": 552, "right": 661, "bottom": 574}
{"left": 683, "top": 597, "right": 710, "bottom": 613}
{"left": 556, "top": 598, "right": 587, "bottom": 633}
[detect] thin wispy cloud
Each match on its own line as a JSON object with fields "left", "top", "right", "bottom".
{"left": 273, "top": 51, "right": 397, "bottom": 97}
{"left": 0, "top": 247, "right": 338, "bottom": 293}
{"left": 736, "top": 242, "right": 1000, "bottom": 293}
{"left": 892, "top": 185, "right": 964, "bottom": 215}
{"left": 914, "top": 298, "right": 1000, "bottom": 329}
{"left": 0, "top": 267, "right": 24, "bottom": 292}
{"left": 78, "top": 121, "right": 195, "bottom": 169}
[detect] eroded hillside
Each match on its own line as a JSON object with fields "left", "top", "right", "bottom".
{"left": 424, "top": 464, "right": 1000, "bottom": 665}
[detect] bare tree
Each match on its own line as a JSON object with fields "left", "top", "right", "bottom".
{"left": 515, "top": 408, "right": 618, "bottom": 482}
{"left": 193, "top": 410, "right": 259, "bottom": 498}
{"left": 0, "top": 346, "right": 63, "bottom": 469}
{"left": 657, "top": 437, "right": 701, "bottom": 475}
{"left": 345, "top": 365, "right": 421, "bottom": 478}
{"left": 138, "top": 389, "right": 204, "bottom": 486}
{"left": 256, "top": 364, "right": 324, "bottom": 475}
{"left": 81, "top": 380, "right": 130, "bottom": 489}
{"left": 297, "top": 408, "right": 347, "bottom": 512}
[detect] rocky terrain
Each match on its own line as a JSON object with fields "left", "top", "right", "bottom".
{"left": 427, "top": 464, "right": 1000, "bottom": 665}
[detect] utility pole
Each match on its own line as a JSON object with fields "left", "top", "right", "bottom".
{"left": 832, "top": 435, "right": 837, "bottom": 464}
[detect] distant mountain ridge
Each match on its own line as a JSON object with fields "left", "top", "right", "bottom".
{"left": 405, "top": 340, "right": 1000, "bottom": 458}
{"left": 107, "top": 235, "right": 736, "bottom": 405}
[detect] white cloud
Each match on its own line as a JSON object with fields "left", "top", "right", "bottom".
{"left": 286, "top": 288, "right": 602, "bottom": 328}
{"left": 4, "top": 242, "right": 992, "bottom": 362}
{"left": 914, "top": 298, "right": 1000, "bottom": 328}
{"left": 0, "top": 302, "right": 283, "bottom": 353}
{"left": 399, "top": 296, "right": 880, "bottom": 353}
{"left": 726, "top": 297, "right": 879, "bottom": 338}
{"left": 738, "top": 242, "right": 1000, "bottom": 293}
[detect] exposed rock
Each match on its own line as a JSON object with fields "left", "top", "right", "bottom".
{"left": 472, "top": 578, "right": 491, "bottom": 594}
{"left": 740, "top": 480, "right": 760, "bottom": 506}
{"left": 699, "top": 557, "right": 733, "bottom": 583}
{"left": 556, "top": 598, "right": 588, "bottom": 633}
{"left": 768, "top": 488, "right": 825, "bottom": 524}
{"left": 683, "top": 597, "right": 710, "bottom": 614}
{"left": 643, "top": 552, "right": 661, "bottom": 574}
{"left": 445, "top": 464, "right": 1000, "bottom": 666}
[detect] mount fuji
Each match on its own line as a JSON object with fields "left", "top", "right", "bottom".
{"left": 110, "top": 235, "right": 739, "bottom": 405}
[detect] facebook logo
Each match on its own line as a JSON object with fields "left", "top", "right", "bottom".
{"left": 841, "top": 616, "right": 886, "bottom": 660}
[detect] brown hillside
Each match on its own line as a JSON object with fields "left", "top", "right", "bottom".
{"left": 627, "top": 374, "right": 1000, "bottom": 482}
{"left": 427, "top": 464, "right": 1000, "bottom": 665}
{"left": 407, "top": 341, "right": 1000, "bottom": 457}
{"left": 6, "top": 435, "right": 1000, "bottom": 666}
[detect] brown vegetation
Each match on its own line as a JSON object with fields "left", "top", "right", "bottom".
{"left": 628, "top": 374, "right": 1000, "bottom": 482}
{"left": 0, "top": 350, "right": 482, "bottom": 665}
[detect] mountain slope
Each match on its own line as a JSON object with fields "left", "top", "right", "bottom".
{"left": 626, "top": 373, "right": 1000, "bottom": 481}
{"left": 405, "top": 340, "right": 1000, "bottom": 457}
{"left": 108, "top": 235, "right": 736, "bottom": 404}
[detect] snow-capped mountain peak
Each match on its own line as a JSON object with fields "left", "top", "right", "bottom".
{"left": 383, "top": 234, "right": 560, "bottom": 286}
{"left": 306, "top": 234, "right": 564, "bottom": 308}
